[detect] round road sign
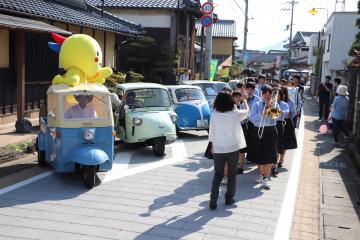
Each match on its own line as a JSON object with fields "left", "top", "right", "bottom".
{"left": 200, "top": 15, "right": 213, "bottom": 28}
{"left": 201, "top": 2, "right": 214, "bottom": 15}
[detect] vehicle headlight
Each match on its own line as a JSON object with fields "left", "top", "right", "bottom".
{"left": 132, "top": 116, "right": 143, "bottom": 126}
{"left": 84, "top": 129, "right": 95, "bottom": 141}
{"left": 169, "top": 113, "right": 178, "bottom": 123}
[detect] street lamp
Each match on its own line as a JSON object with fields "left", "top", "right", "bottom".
{"left": 308, "top": 7, "right": 329, "bottom": 20}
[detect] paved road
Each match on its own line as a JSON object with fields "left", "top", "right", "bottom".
{"left": 0, "top": 129, "right": 300, "bottom": 240}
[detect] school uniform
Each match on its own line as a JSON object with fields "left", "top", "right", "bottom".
{"left": 238, "top": 102, "right": 249, "bottom": 153}
{"left": 243, "top": 94, "right": 261, "bottom": 154}
{"left": 247, "top": 100, "right": 280, "bottom": 165}
{"left": 276, "top": 101, "right": 289, "bottom": 154}
{"left": 284, "top": 99, "right": 298, "bottom": 150}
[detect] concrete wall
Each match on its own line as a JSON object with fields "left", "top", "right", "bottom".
{"left": 322, "top": 12, "right": 358, "bottom": 77}
{"left": 0, "top": 29, "right": 9, "bottom": 68}
{"left": 212, "top": 38, "right": 233, "bottom": 55}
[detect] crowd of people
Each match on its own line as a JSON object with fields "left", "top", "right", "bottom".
{"left": 207, "top": 74, "right": 303, "bottom": 210}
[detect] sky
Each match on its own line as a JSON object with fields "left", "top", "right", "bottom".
{"left": 200, "top": 0, "right": 359, "bottom": 51}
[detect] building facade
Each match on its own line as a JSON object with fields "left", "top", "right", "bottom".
{"left": 0, "top": 0, "right": 142, "bottom": 128}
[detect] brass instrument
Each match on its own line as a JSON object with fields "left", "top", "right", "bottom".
{"left": 258, "top": 90, "right": 281, "bottom": 139}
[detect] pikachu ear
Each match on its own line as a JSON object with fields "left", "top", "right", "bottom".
{"left": 48, "top": 42, "right": 61, "bottom": 53}
{"left": 51, "top": 32, "right": 67, "bottom": 44}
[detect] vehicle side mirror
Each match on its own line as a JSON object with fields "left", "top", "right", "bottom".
{"left": 48, "top": 112, "right": 56, "bottom": 119}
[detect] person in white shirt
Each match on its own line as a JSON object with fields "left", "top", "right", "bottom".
{"left": 208, "top": 92, "right": 249, "bottom": 210}
{"left": 64, "top": 95, "right": 97, "bottom": 119}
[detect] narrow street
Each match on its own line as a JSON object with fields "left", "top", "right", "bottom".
{"left": 1, "top": 94, "right": 358, "bottom": 240}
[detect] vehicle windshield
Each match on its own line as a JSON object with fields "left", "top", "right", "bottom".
{"left": 216, "top": 82, "right": 230, "bottom": 92}
{"left": 63, "top": 93, "right": 109, "bottom": 120}
{"left": 193, "top": 83, "right": 218, "bottom": 97}
{"left": 175, "top": 88, "right": 206, "bottom": 102}
{"left": 125, "top": 88, "right": 171, "bottom": 108}
{"left": 229, "top": 82, "right": 238, "bottom": 90}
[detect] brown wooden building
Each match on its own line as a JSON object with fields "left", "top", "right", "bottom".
{"left": 0, "top": 0, "right": 143, "bottom": 128}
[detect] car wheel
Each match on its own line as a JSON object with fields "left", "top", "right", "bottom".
{"left": 37, "top": 150, "right": 47, "bottom": 167}
{"left": 176, "top": 125, "right": 180, "bottom": 135}
{"left": 83, "top": 166, "right": 96, "bottom": 189}
{"left": 153, "top": 138, "right": 165, "bottom": 157}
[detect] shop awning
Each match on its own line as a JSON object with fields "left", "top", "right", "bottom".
{"left": 0, "top": 13, "right": 71, "bottom": 35}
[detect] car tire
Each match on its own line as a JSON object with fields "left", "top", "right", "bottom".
{"left": 176, "top": 125, "right": 180, "bottom": 135}
{"left": 153, "top": 138, "right": 165, "bottom": 157}
{"left": 37, "top": 150, "right": 47, "bottom": 167}
{"left": 83, "top": 166, "right": 96, "bottom": 189}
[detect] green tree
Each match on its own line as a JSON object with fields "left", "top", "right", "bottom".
{"left": 349, "top": 0, "right": 360, "bottom": 56}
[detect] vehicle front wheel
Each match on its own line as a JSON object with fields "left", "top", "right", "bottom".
{"left": 37, "top": 150, "right": 47, "bottom": 167}
{"left": 83, "top": 166, "right": 96, "bottom": 188}
{"left": 153, "top": 138, "right": 165, "bottom": 157}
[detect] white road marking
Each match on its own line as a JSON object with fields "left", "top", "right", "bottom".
{"left": 102, "top": 140, "right": 188, "bottom": 183}
{"left": 0, "top": 170, "right": 54, "bottom": 196}
{"left": 273, "top": 111, "right": 305, "bottom": 240}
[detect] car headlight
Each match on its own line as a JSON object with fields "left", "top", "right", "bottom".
{"left": 132, "top": 116, "right": 143, "bottom": 126}
{"left": 84, "top": 129, "right": 95, "bottom": 141}
{"left": 169, "top": 113, "right": 178, "bottom": 123}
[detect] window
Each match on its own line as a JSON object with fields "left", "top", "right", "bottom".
{"left": 125, "top": 89, "right": 171, "bottom": 108}
{"left": 327, "top": 34, "right": 331, "bottom": 52}
{"left": 175, "top": 88, "right": 206, "bottom": 102}
{"left": 63, "top": 93, "right": 109, "bottom": 120}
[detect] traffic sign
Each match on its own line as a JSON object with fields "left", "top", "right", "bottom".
{"left": 200, "top": 15, "right": 213, "bottom": 28}
{"left": 201, "top": 2, "right": 214, "bottom": 15}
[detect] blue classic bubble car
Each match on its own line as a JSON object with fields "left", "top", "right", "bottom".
{"left": 182, "top": 80, "right": 230, "bottom": 107}
{"left": 167, "top": 85, "right": 211, "bottom": 133}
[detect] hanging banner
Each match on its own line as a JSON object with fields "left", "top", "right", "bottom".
{"left": 210, "top": 59, "right": 219, "bottom": 81}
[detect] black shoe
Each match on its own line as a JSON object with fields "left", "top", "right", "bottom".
{"left": 225, "top": 198, "right": 235, "bottom": 205}
{"left": 237, "top": 168, "right": 244, "bottom": 174}
{"left": 271, "top": 168, "right": 278, "bottom": 177}
{"left": 209, "top": 201, "right": 217, "bottom": 210}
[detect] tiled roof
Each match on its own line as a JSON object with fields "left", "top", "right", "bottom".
{"left": 0, "top": 0, "right": 143, "bottom": 35}
{"left": 86, "top": 0, "right": 200, "bottom": 10}
{"left": 196, "top": 20, "right": 237, "bottom": 39}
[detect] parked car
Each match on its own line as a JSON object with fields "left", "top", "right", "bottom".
{"left": 115, "top": 83, "right": 177, "bottom": 157}
{"left": 182, "top": 80, "right": 230, "bottom": 106}
{"left": 228, "top": 79, "right": 246, "bottom": 90}
{"left": 167, "top": 85, "right": 211, "bottom": 133}
{"left": 37, "top": 83, "right": 115, "bottom": 188}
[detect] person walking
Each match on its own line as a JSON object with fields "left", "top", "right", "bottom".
{"left": 331, "top": 85, "right": 350, "bottom": 144}
{"left": 232, "top": 91, "right": 249, "bottom": 174}
{"left": 279, "top": 87, "right": 298, "bottom": 168}
{"left": 272, "top": 88, "right": 289, "bottom": 177}
{"left": 209, "top": 92, "right": 249, "bottom": 209}
{"left": 316, "top": 76, "right": 333, "bottom": 121}
{"left": 248, "top": 85, "right": 280, "bottom": 189}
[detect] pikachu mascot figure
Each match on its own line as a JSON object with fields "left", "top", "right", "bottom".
{"left": 48, "top": 33, "right": 112, "bottom": 86}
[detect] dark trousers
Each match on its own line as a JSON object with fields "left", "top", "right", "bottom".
{"left": 332, "top": 118, "right": 349, "bottom": 142}
{"left": 319, "top": 98, "right": 330, "bottom": 120}
{"left": 210, "top": 150, "right": 239, "bottom": 203}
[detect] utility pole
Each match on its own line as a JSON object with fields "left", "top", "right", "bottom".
{"left": 287, "top": 0, "right": 296, "bottom": 69}
{"left": 199, "top": 26, "right": 205, "bottom": 79}
{"left": 204, "top": 0, "right": 213, "bottom": 80}
{"left": 243, "top": 0, "right": 249, "bottom": 69}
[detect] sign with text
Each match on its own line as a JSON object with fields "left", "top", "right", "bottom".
{"left": 201, "top": 2, "right": 214, "bottom": 15}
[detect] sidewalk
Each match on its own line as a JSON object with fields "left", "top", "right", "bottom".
{"left": 290, "top": 96, "right": 360, "bottom": 240}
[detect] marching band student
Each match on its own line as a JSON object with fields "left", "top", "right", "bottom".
{"left": 209, "top": 92, "right": 249, "bottom": 209}
{"left": 279, "top": 79, "right": 287, "bottom": 87}
{"left": 272, "top": 88, "right": 289, "bottom": 177}
{"left": 248, "top": 85, "right": 279, "bottom": 189}
{"left": 244, "top": 81, "right": 261, "bottom": 163}
{"left": 232, "top": 90, "right": 249, "bottom": 174}
{"left": 279, "top": 86, "right": 298, "bottom": 168}
{"left": 255, "top": 74, "right": 266, "bottom": 97}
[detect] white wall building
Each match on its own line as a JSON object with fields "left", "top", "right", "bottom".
{"left": 321, "top": 12, "right": 358, "bottom": 80}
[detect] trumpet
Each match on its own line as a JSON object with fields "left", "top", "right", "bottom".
{"left": 258, "top": 90, "right": 281, "bottom": 139}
